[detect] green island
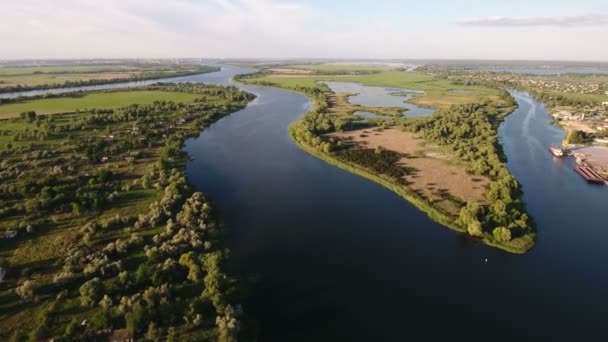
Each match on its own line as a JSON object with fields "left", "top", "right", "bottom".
{"left": 0, "top": 63, "right": 219, "bottom": 94}
{"left": 236, "top": 63, "right": 536, "bottom": 253}
{"left": 0, "top": 83, "right": 255, "bottom": 341}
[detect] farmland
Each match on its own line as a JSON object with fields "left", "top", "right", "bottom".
{"left": 0, "top": 64, "right": 219, "bottom": 93}
{"left": 0, "top": 90, "right": 201, "bottom": 118}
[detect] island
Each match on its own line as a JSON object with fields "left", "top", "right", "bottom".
{"left": 236, "top": 62, "right": 536, "bottom": 254}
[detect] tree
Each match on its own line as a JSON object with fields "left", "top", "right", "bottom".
{"left": 216, "top": 305, "right": 240, "bottom": 342}
{"left": 64, "top": 318, "right": 81, "bottom": 337}
{"left": 125, "top": 303, "right": 147, "bottom": 335}
{"left": 79, "top": 277, "right": 104, "bottom": 307}
{"left": 16, "top": 280, "right": 35, "bottom": 301}
{"left": 166, "top": 327, "right": 178, "bottom": 342}
{"left": 202, "top": 252, "right": 225, "bottom": 311}
{"left": 144, "top": 322, "right": 161, "bottom": 341}
{"left": 467, "top": 220, "right": 483, "bottom": 237}
{"left": 179, "top": 252, "right": 202, "bottom": 282}
{"left": 493, "top": 227, "right": 512, "bottom": 242}
{"left": 565, "top": 130, "right": 593, "bottom": 145}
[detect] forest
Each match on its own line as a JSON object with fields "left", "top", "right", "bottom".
{"left": 0, "top": 83, "right": 255, "bottom": 341}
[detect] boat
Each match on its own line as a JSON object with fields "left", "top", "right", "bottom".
{"left": 574, "top": 164, "right": 605, "bottom": 184}
{"left": 549, "top": 145, "right": 565, "bottom": 157}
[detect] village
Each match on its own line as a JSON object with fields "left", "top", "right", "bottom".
{"left": 456, "top": 71, "right": 608, "bottom": 95}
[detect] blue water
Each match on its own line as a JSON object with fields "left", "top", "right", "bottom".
{"left": 322, "top": 81, "right": 435, "bottom": 118}
{"left": 5, "top": 66, "right": 608, "bottom": 340}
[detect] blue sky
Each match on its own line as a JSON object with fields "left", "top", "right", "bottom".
{"left": 1, "top": 0, "right": 608, "bottom": 60}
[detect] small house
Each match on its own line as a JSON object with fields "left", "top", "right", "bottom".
{"left": 108, "top": 329, "right": 134, "bottom": 342}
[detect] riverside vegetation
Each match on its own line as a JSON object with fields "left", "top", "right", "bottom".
{"left": 0, "top": 64, "right": 219, "bottom": 94}
{"left": 0, "top": 83, "right": 256, "bottom": 341}
{"left": 237, "top": 63, "right": 535, "bottom": 253}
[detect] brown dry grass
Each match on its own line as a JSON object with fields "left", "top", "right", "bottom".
{"left": 328, "top": 128, "right": 490, "bottom": 214}
{"left": 268, "top": 68, "right": 313, "bottom": 75}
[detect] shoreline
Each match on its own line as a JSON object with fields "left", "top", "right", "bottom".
{"left": 288, "top": 122, "right": 528, "bottom": 254}
{"left": 233, "top": 72, "right": 534, "bottom": 254}
{"left": 0, "top": 66, "right": 221, "bottom": 98}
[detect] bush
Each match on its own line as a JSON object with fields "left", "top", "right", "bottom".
{"left": 79, "top": 277, "right": 104, "bottom": 307}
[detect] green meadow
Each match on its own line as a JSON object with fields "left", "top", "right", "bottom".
{"left": 0, "top": 90, "right": 200, "bottom": 118}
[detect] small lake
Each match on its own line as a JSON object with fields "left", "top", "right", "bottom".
{"left": 322, "top": 81, "right": 435, "bottom": 118}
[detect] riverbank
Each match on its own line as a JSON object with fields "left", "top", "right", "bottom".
{"left": 0, "top": 64, "right": 220, "bottom": 94}
{"left": 237, "top": 64, "right": 535, "bottom": 254}
{"left": 0, "top": 83, "right": 255, "bottom": 340}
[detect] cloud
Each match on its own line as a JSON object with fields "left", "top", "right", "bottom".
{"left": 0, "top": 0, "right": 316, "bottom": 58}
{"left": 457, "top": 13, "right": 608, "bottom": 28}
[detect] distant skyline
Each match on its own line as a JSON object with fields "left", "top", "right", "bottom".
{"left": 2, "top": 0, "right": 608, "bottom": 61}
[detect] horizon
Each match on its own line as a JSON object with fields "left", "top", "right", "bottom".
{"left": 2, "top": 0, "right": 608, "bottom": 61}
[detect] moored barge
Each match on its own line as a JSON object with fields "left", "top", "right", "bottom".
{"left": 574, "top": 164, "right": 605, "bottom": 184}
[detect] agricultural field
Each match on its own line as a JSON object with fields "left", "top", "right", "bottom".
{"left": 0, "top": 64, "right": 218, "bottom": 92}
{"left": 0, "top": 84, "right": 255, "bottom": 341}
{"left": 0, "top": 90, "right": 201, "bottom": 118}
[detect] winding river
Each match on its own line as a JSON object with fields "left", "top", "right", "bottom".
{"left": 4, "top": 66, "right": 608, "bottom": 340}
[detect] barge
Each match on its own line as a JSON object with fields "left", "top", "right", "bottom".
{"left": 574, "top": 164, "right": 605, "bottom": 184}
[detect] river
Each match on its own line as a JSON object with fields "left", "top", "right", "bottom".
{"left": 182, "top": 67, "right": 608, "bottom": 340}
{"left": 4, "top": 66, "right": 608, "bottom": 340}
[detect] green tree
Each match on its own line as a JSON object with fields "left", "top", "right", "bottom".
{"left": 467, "top": 220, "right": 483, "bottom": 237}
{"left": 79, "top": 277, "right": 104, "bottom": 307}
{"left": 492, "top": 227, "right": 512, "bottom": 242}
{"left": 144, "top": 322, "right": 161, "bottom": 341}
{"left": 179, "top": 252, "right": 202, "bottom": 282}
{"left": 125, "top": 303, "right": 147, "bottom": 335}
{"left": 166, "top": 327, "right": 178, "bottom": 342}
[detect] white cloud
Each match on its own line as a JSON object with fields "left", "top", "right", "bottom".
{"left": 0, "top": 1, "right": 607, "bottom": 60}
{"left": 457, "top": 13, "right": 608, "bottom": 28}
{"left": 0, "top": 0, "right": 315, "bottom": 58}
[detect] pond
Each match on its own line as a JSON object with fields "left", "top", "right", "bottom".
{"left": 322, "top": 81, "right": 435, "bottom": 118}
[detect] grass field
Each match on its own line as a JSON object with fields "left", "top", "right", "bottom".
{"left": 0, "top": 65, "right": 137, "bottom": 76}
{"left": 0, "top": 90, "right": 201, "bottom": 118}
{"left": 0, "top": 64, "right": 217, "bottom": 90}
{"left": 246, "top": 69, "right": 502, "bottom": 109}
{"left": 0, "top": 72, "right": 142, "bottom": 88}
{"left": 287, "top": 63, "right": 396, "bottom": 72}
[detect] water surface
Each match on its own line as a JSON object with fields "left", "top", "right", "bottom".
{"left": 5, "top": 66, "right": 608, "bottom": 341}
{"left": 323, "top": 81, "right": 435, "bottom": 118}
{"left": 183, "top": 68, "right": 608, "bottom": 340}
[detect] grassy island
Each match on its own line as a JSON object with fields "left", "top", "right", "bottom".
{"left": 0, "top": 84, "right": 255, "bottom": 341}
{"left": 237, "top": 63, "right": 536, "bottom": 254}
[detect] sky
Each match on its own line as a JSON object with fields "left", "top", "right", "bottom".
{"left": 1, "top": 0, "right": 608, "bottom": 61}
